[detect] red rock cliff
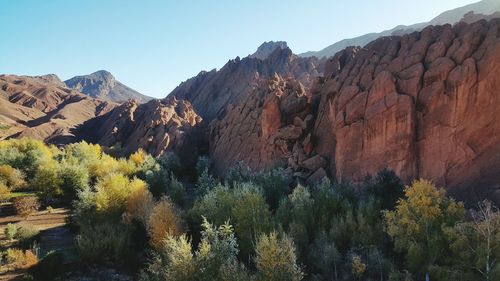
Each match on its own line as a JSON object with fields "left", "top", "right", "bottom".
{"left": 312, "top": 19, "right": 500, "bottom": 200}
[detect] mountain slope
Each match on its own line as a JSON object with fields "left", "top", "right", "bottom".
{"left": 65, "top": 70, "right": 153, "bottom": 103}
{"left": 300, "top": 0, "right": 500, "bottom": 58}
{"left": 0, "top": 74, "right": 116, "bottom": 143}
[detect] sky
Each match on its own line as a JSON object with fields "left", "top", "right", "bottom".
{"left": 0, "top": 0, "right": 479, "bottom": 98}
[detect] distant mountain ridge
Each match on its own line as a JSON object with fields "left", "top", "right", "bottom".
{"left": 300, "top": 0, "right": 500, "bottom": 58}
{"left": 249, "top": 41, "right": 289, "bottom": 60}
{"left": 64, "top": 70, "right": 153, "bottom": 103}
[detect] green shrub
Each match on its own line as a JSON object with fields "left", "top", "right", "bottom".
{"left": 196, "top": 156, "right": 212, "bottom": 176}
{"left": 197, "top": 168, "right": 219, "bottom": 195}
{"left": 189, "top": 182, "right": 272, "bottom": 259}
{"left": 366, "top": 168, "right": 404, "bottom": 211}
{"left": 254, "top": 167, "right": 291, "bottom": 210}
{"left": 141, "top": 218, "right": 247, "bottom": 281}
{"left": 15, "top": 222, "right": 40, "bottom": 245}
{"left": 166, "top": 174, "right": 185, "bottom": 207}
{"left": 58, "top": 163, "right": 89, "bottom": 200}
{"left": 4, "top": 223, "right": 17, "bottom": 240}
{"left": 76, "top": 222, "right": 131, "bottom": 265}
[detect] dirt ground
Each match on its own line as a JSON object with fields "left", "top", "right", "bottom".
{"left": 0, "top": 203, "right": 77, "bottom": 280}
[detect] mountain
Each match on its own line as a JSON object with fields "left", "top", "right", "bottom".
{"left": 249, "top": 41, "right": 289, "bottom": 60}
{"left": 169, "top": 46, "right": 325, "bottom": 121}
{"left": 64, "top": 70, "right": 153, "bottom": 103}
{"left": 0, "top": 74, "right": 116, "bottom": 143}
{"left": 300, "top": 0, "right": 500, "bottom": 58}
{"left": 77, "top": 44, "right": 325, "bottom": 161}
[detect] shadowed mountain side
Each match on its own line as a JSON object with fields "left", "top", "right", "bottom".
{"left": 65, "top": 70, "right": 153, "bottom": 103}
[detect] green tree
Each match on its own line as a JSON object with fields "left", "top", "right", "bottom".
{"left": 366, "top": 168, "right": 404, "bottom": 211}
{"left": 445, "top": 200, "right": 500, "bottom": 281}
{"left": 254, "top": 231, "right": 303, "bottom": 281}
{"left": 189, "top": 183, "right": 272, "bottom": 259}
{"left": 384, "top": 180, "right": 465, "bottom": 277}
{"left": 141, "top": 218, "right": 249, "bottom": 281}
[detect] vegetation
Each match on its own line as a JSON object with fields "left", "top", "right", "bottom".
{"left": 0, "top": 138, "right": 498, "bottom": 281}
{"left": 13, "top": 196, "right": 40, "bottom": 217}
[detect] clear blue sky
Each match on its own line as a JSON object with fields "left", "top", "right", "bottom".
{"left": 0, "top": 0, "right": 477, "bottom": 98}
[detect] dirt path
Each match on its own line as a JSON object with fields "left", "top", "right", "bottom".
{"left": 0, "top": 205, "right": 78, "bottom": 279}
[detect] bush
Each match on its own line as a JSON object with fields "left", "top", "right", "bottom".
{"left": 0, "top": 138, "right": 53, "bottom": 180}
{"left": 366, "top": 168, "right": 404, "bottom": 211}
{"left": 76, "top": 222, "right": 131, "bottom": 265}
{"left": 57, "top": 163, "right": 89, "bottom": 200}
{"left": 254, "top": 231, "right": 303, "bottom": 281}
{"left": 166, "top": 174, "right": 185, "bottom": 207}
{"left": 124, "top": 184, "right": 154, "bottom": 225}
{"left": 196, "top": 168, "right": 219, "bottom": 195}
{"left": 148, "top": 197, "right": 182, "bottom": 249}
{"left": 196, "top": 156, "right": 212, "bottom": 176}
{"left": 4, "top": 223, "right": 17, "bottom": 240}
{"left": 141, "top": 218, "right": 245, "bottom": 281}
{"left": 189, "top": 183, "right": 272, "bottom": 258}
{"left": 0, "top": 165, "right": 26, "bottom": 190}
{"left": 3, "top": 248, "right": 38, "bottom": 270}
{"left": 254, "top": 167, "right": 291, "bottom": 210}
{"left": 13, "top": 196, "right": 40, "bottom": 217}
{"left": 94, "top": 174, "right": 147, "bottom": 219}
{"left": 15, "top": 222, "right": 40, "bottom": 244}
{"left": 0, "top": 182, "right": 11, "bottom": 202}
{"left": 29, "top": 251, "right": 64, "bottom": 280}
{"left": 32, "top": 159, "right": 62, "bottom": 200}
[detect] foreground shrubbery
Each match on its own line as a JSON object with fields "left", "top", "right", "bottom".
{"left": 0, "top": 138, "right": 498, "bottom": 281}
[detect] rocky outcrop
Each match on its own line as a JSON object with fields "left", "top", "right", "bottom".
{"left": 79, "top": 97, "right": 202, "bottom": 156}
{"left": 170, "top": 46, "right": 325, "bottom": 121}
{"left": 312, "top": 18, "right": 500, "bottom": 200}
{"left": 209, "top": 75, "right": 327, "bottom": 184}
{"left": 0, "top": 74, "right": 116, "bottom": 143}
{"left": 65, "top": 70, "right": 153, "bottom": 103}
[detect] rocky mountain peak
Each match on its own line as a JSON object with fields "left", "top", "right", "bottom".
{"left": 64, "top": 70, "right": 152, "bottom": 103}
{"left": 250, "top": 41, "right": 289, "bottom": 60}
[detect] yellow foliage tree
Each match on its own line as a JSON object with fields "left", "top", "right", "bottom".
{"left": 384, "top": 179, "right": 464, "bottom": 276}
{"left": 124, "top": 183, "right": 154, "bottom": 225}
{"left": 129, "top": 149, "right": 147, "bottom": 166}
{"left": 148, "top": 197, "right": 182, "bottom": 249}
{"left": 255, "top": 231, "right": 303, "bottom": 281}
{"left": 0, "top": 165, "right": 26, "bottom": 190}
{"left": 94, "top": 174, "right": 147, "bottom": 217}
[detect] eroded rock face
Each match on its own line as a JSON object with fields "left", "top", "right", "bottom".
{"left": 170, "top": 47, "right": 325, "bottom": 121}
{"left": 80, "top": 97, "right": 202, "bottom": 156}
{"left": 209, "top": 75, "right": 327, "bottom": 184}
{"left": 313, "top": 19, "right": 500, "bottom": 200}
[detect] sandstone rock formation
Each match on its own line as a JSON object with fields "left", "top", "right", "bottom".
{"left": 79, "top": 97, "right": 202, "bottom": 156}
{"left": 312, "top": 18, "right": 500, "bottom": 201}
{"left": 209, "top": 74, "right": 327, "bottom": 184}
{"left": 0, "top": 74, "right": 115, "bottom": 143}
{"left": 169, "top": 46, "right": 325, "bottom": 121}
{"left": 65, "top": 70, "right": 152, "bottom": 103}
